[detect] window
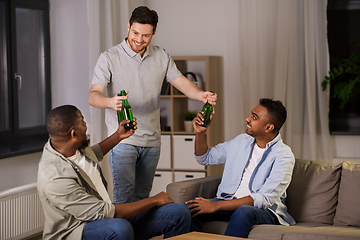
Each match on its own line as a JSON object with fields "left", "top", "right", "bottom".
{"left": 0, "top": 0, "right": 51, "bottom": 158}
{"left": 327, "top": 0, "right": 360, "bottom": 134}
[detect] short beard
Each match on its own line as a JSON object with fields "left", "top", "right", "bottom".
{"left": 80, "top": 138, "right": 89, "bottom": 148}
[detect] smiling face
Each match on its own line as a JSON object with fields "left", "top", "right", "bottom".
{"left": 126, "top": 22, "right": 155, "bottom": 55}
{"left": 245, "top": 104, "right": 273, "bottom": 138}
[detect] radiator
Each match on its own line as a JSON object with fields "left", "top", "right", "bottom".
{"left": 0, "top": 183, "right": 44, "bottom": 240}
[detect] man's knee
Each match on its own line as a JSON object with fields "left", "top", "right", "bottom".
{"left": 103, "top": 219, "right": 134, "bottom": 239}
{"left": 111, "top": 218, "right": 134, "bottom": 239}
{"left": 232, "top": 205, "right": 256, "bottom": 219}
{"left": 84, "top": 218, "right": 134, "bottom": 240}
{"left": 163, "top": 203, "right": 191, "bottom": 224}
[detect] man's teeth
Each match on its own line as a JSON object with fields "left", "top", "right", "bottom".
{"left": 247, "top": 124, "right": 251, "bottom": 128}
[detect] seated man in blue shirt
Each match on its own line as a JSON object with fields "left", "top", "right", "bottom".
{"left": 37, "top": 105, "right": 190, "bottom": 240}
{"left": 186, "top": 98, "right": 296, "bottom": 238}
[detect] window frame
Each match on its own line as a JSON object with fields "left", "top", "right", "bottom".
{"left": 0, "top": 0, "right": 51, "bottom": 159}
{"left": 327, "top": 0, "right": 360, "bottom": 135}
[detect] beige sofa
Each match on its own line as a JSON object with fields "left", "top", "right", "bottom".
{"left": 166, "top": 159, "right": 360, "bottom": 239}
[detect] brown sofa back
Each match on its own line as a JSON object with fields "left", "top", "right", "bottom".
{"left": 286, "top": 159, "right": 341, "bottom": 224}
{"left": 333, "top": 161, "right": 360, "bottom": 227}
{"left": 166, "top": 158, "right": 360, "bottom": 229}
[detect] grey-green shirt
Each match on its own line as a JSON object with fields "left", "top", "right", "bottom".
{"left": 37, "top": 140, "right": 115, "bottom": 240}
{"left": 92, "top": 39, "right": 182, "bottom": 147}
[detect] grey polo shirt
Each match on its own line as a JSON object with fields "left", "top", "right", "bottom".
{"left": 92, "top": 39, "right": 182, "bottom": 147}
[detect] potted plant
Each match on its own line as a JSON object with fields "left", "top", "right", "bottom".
{"left": 322, "top": 41, "right": 360, "bottom": 111}
{"left": 184, "top": 111, "right": 197, "bottom": 132}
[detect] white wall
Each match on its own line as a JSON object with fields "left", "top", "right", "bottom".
{"left": 333, "top": 135, "right": 360, "bottom": 161}
{"left": 1, "top": 0, "right": 360, "bottom": 193}
{"left": 50, "top": 0, "right": 91, "bottom": 123}
{"left": 0, "top": 152, "right": 41, "bottom": 192}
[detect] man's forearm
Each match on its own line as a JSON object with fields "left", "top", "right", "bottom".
{"left": 184, "top": 84, "right": 203, "bottom": 101}
{"left": 215, "top": 196, "right": 254, "bottom": 211}
{"left": 98, "top": 131, "right": 123, "bottom": 156}
{"left": 114, "top": 197, "right": 157, "bottom": 220}
{"left": 88, "top": 91, "right": 111, "bottom": 109}
{"left": 195, "top": 132, "right": 208, "bottom": 156}
{"left": 170, "top": 75, "right": 203, "bottom": 101}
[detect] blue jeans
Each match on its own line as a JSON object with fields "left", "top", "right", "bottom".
{"left": 188, "top": 198, "right": 279, "bottom": 238}
{"left": 83, "top": 203, "right": 191, "bottom": 240}
{"left": 110, "top": 143, "right": 160, "bottom": 204}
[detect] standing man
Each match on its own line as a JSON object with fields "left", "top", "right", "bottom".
{"left": 37, "top": 105, "right": 191, "bottom": 240}
{"left": 88, "top": 6, "right": 217, "bottom": 204}
{"left": 186, "top": 98, "right": 296, "bottom": 238}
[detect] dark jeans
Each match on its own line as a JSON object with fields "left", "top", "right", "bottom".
{"left": 83, "top": 203, "right": 191, "bottom": 240}
{"left": 188, "top": 198, "right": 279, "bottom": 238}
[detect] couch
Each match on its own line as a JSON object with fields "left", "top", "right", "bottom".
{"left": 166, "top": 159, "right": 360, "bottom": 239}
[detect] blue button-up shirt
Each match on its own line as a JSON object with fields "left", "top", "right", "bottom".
{"left": 195, "top": 133, "right": 296, "bottom": 226}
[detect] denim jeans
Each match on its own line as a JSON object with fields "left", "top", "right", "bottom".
{"left": 110, "top": 143, "right": 160, "bottom": 204}
{"left": 188, "top": 198, "right": 279, "bottom": 238}
{"left": 83, "top": 203, "right": 191, "bottom": 240}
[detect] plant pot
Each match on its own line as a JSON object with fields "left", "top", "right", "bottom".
{"left": 184, "top": 121, "right": 194, "bottom": 132}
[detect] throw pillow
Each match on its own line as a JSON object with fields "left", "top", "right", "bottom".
{"left": 334, "top": 161, "right": 360, "bottom": 227}
{"left": 286, "top": 159, "right": 341, "bottom": 224}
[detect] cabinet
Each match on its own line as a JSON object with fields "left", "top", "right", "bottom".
{"left": 151, "top": 56, "right": 224, "bottom": 196}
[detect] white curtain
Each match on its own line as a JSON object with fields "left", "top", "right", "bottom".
{"left": 238, "top": 0, "right": 332, "bottom": 161}
{"left": 87, "top": 0, "right": 138, "bottom": 199}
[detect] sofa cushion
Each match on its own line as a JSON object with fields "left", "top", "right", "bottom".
{"left": 334, "top": 161, "right": 360, "bottom": 227}
{"left": 286, "top": 159, "right": 341, "bottom": 224}
{"left": 248, "top": 222, "right": 328, "bottom": 240}
{"left": 248, "top": 225, "right": 290, "bottom": 240}
{"left": 282, "top": 225, "right": 360, "bottom": 240}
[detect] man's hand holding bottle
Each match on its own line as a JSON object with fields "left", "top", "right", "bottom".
{"left": 193, "top": 90, "right": 216, "bottom": 133}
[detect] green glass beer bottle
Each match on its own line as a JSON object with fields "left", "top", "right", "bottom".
{"left": 202, "top": 91, "right": 214, "bottom": 127}
{"left": 117, "top": 90, "right": 134, "bottom": 130}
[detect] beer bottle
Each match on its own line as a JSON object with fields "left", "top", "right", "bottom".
{"left": 202, "top": 91, "right": 214, "bottom": 127}
{"left": 117, "top": 90, "right": 134, "bottom": 130}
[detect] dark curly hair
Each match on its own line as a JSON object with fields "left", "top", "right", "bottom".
{"left": 259, "top": 98, "right": 287, "bottom": 132}
{"left": 46, "top": 105, "right": 78, "bottom": 137}
{"left": 129, "top": 6, "right": 158, "bottom": 33}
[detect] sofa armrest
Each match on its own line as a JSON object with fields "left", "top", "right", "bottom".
{"left": 166, "top": 174, "right": 222, "bottom": 204}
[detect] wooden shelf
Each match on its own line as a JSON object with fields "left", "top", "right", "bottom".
{"left": 151, "top": 56, "right": 224, "bottom": 196}
{"left": 160, "top": 56, "right": 224, "bottom": 177}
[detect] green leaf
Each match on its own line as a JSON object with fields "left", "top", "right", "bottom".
{"left": 339, "top": 65, "right": 344, "bottom": 73}
{"left": 322, "top": 80, "right": 329, "bottom": 91}
{"left": 322, "top": 41, "right": 360, "bottom": 112}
